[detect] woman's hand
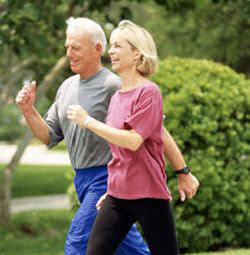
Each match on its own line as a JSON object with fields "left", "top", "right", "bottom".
{"left": 96, "top": 193, "right": 107, "bottom": 210}
{"left": 67, "top": 105, "right": 88, "bottom": 127}
{"left": 178, "top": 173, "right": 199, "bottom": 201}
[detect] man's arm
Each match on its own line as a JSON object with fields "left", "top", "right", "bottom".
{"left": 22, "top": 106, "right": 50, "bottom": 144}
{"left": 163, "top": 128, "right": 199, "bottom": 201}
{"left": 15, "top": 81, "right": 50, "bottom": 145}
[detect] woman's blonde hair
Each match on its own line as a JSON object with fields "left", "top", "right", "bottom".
{"left": 114, "top": 20, "right": 158, "bottom": 77}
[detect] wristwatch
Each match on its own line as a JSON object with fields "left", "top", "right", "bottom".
{"left": 175, "top": 166, "right": 191, "bottom": 175}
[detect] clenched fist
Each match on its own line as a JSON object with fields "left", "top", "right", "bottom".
{"left": 15, "top": 81, "right": 37, "bottom": 113}
{"left": 67, "top": 105, "right": 88, "bottom": 127}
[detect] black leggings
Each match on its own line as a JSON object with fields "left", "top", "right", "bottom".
{"left": 87, "top": 195, "right": 179, "bottom": 255}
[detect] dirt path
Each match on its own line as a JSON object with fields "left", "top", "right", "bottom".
{"left": 0, "top": 143, "right": 70, "bottom": 165}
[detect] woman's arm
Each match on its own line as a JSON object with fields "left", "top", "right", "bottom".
{"left": 162, "top": 127, "right": 186, "bottom": 170}
{"left": 87, "top": 119, "right": 143, "bottom": 151}
{"left": 162, "top": 127, "right": 199, "bottom": 201}
{"left": 67, "top": 105, "right": 143, "bottom": 151}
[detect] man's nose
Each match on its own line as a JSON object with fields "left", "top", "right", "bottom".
{"left": 67, "top": 48, "right": 73, "bottom": 58}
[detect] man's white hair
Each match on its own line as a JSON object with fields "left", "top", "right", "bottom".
{"left": 66, "top": 17, "right": 107, "bottom": 55}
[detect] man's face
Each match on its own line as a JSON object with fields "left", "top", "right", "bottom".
{"left": 65, "top": 31, "right": 96, "bottom": 76}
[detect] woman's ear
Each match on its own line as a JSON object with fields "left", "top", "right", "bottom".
{"left": 134, "top": 49, "right": 142, "bottom": 61}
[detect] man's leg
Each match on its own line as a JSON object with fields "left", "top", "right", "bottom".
{"left": 65, "top": 190, "right": 105, "bottom": 255}
{"left": 65, "top": 166, "right": 108, "bottom": 255}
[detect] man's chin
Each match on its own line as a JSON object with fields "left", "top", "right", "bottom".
{"left": 70, "top": 66, "right": 79, "bottom": 73}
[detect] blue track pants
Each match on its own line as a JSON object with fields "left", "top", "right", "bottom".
{"left": 65, "top": 165, "right": 150, "bottom": 255}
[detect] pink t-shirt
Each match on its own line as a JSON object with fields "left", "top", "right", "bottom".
{"left": 106, "top": 82, "right": 172, "bottom": 200}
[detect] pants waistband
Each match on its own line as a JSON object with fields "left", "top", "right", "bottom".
{"left": 74, "top": 165, "right": 107, "bottom": 175}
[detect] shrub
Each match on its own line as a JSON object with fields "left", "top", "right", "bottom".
{"left": 152, "top": 57, "right": 250, "bottom": 253}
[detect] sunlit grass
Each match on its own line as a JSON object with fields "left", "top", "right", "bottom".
{"left": 0, "top": 164, "right": 73, "bottom": 197}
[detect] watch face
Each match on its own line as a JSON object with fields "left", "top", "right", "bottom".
{"left": 176, "top": 167, "right": 190, "bottom": 174}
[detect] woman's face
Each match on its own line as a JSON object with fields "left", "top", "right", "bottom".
{"left": 108, "top": 30, "right": 139, "bottom": 74}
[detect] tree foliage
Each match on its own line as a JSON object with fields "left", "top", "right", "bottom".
{"left": 132, "top": 0, "right": 250, "bottom": 76}
{"left": 1, "top": 0, "right": 250, "bottom": 141}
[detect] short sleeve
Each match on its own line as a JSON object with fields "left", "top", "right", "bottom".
{"left": 124, "top": 87, "right": 163, "bottom": 140}
{"left": 44, "top": 99, "right": 64, "bottom": 149}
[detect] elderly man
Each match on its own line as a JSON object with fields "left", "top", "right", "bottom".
{"left": 16, "top": 17, "right": 199, "bottom": 255}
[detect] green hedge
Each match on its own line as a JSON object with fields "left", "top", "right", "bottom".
{"left": 152, "top": 57, "right": 250, "bottom": 253}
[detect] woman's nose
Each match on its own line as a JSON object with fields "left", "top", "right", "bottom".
{"left": 108, "top": 47, "right": 114, "bottom": 55}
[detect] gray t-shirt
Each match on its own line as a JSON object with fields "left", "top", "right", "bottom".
{"left": 44, "top": 68, "right": 120, "bottom": 169}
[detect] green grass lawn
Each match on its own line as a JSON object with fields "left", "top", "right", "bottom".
{"left": 0, "top": 164, "right": 73, "bottom": 197}
{"left": 0, "top": 209, "right": 249, "bottom": 255}
{"left": 190, "top": 251, "right": 250, "bottom": 255}
{"left": 0, "top": 209, "right": 72, "bottom": 255}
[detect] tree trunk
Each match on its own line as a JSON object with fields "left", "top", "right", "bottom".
{"left": 0, "top": 131, "right": 33, "bottom": 225}
{"left": 0, "top": 56, "right": 68, "bottom": 226}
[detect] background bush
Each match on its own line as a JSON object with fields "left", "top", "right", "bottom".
{"left": 152, "top": 57, "right": 250, "bottom": 253}
{"left": 0, "top": 104, "right": 25, "bottom": 142}
{"left": 0, "top": 96, "right": 53, "bottom": 142}
{"left": 67, "top": 57, "right": 250, "bottom": 253}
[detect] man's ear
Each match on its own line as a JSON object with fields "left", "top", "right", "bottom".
{"left": 95, "top": 42, "right": 103, "bottom": 55}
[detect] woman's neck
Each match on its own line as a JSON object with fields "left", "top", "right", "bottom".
{"left": 120, "top": 71, "right": 148, "bottom": 92}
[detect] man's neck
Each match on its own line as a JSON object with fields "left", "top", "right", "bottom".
{"left": 79, "top": 64, "right": 103, "bottom": 80}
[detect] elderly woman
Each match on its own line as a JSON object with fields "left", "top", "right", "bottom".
{"left": 67, "top": 20, "right": 179, "bottom": 255}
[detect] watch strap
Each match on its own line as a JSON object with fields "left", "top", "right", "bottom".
{"left": 175, "top": 166, "right": 191, "bottom": 175}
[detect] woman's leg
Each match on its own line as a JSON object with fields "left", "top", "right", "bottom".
{"left": 115, "top": 223, "right": 150, "bottom": 255}
{"left": 135, "top": 199, "right": 179, "bottom": 255}
{"left": 86, "top": 195, "right": 135, "bottom": 255}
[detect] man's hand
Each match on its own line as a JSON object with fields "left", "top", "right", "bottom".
{"left": 15, "top": 81, "right": 37, "bottom": 113}
{"left": 96, "top": 193, "right": 107, "bottom": 210}
{"left": 178, "top": 173, "right": 199, "bottom": 202}
{"left": 67, "top": 105, "right": 88, "bottom": 127}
